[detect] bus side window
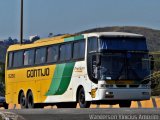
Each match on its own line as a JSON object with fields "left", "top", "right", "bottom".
{"left": 35, "top": 47, "right": 46, "bottom": 64}
{"left": 13, "top": 51, "right": 23, "bottom": 68}
{"left": 73, "top": 40, "right": 85, "bottom": 60}
{"left": 24, "top": 49, "right": 35, "bottom": 66}
{"left": 60, "top": 43, "right": 72, "bottom": 62}
{"left": 88, "top": 37, "right": 98, "bottom": 53}
{"left": 47, "top": 45, "right": 59, "bottom": 63}
{"left": 8, "top": 52, "right": 13, "bottom": 68}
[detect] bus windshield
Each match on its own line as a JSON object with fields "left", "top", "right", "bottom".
{"left": 99, "top": 52, "right": 150, "bottom": 83}
{"left": 99, "top": 37, "right": 148, "bottom": 51}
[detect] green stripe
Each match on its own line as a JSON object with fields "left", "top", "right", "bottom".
{"left": 46, "top": 63, "right": 75, "bottom": 95}
{"left": 64, "top": 35, "right": 84, "bottom": 42}
{"left": 46, "top": 64, "right": 65, "bottom": 95}
{"left": 46, "top": 35, "right": 84, "bottom": 96}
{"left": 55, "top": 63, "right": 75, "bottom": 95}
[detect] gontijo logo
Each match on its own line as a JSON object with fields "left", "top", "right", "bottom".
{"left": 27, "top": 68, "right": 50, "bottom": 78}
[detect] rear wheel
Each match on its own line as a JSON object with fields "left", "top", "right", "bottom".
{"left": 27, "top": 91, "right": 34, "bottom": 109}
{"left": 19, "top": 92, "right": 27, "bottom": 109}
{"left": 119, "top": 101, "right": 131, "bottom": 108}
{"left": 78, "top": 87, "right": 90, "bottom": 108}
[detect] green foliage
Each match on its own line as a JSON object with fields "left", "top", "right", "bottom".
{"left": 153, "top": 55, "right": 160, "bottom": 71}
{"left": 151, "top": 71, "right": 160, "bottom": 96}
{"left": 151, "top": 55, "right": 160, "bottom": 96}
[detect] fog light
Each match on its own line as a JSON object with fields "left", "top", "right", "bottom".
{"left": 105, "top": 92, "right": 114, "bottom": 98}
{"left": 106, "top": 92, "right": 113, "bottom": 95}
{"left": 106, "top": 92, "right": 109, "bottom": 95}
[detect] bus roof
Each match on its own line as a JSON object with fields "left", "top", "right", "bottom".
{"left": 83, "top": 32, "right": 144, "bottom": 38}
{"left": 7, "top": 34, "right": 73, "bottom": 51}
{"left": 7, "top": 32, "right": 145, "bottom": 52}
{"left": 34, "top": 34, "right": 73, "bottom": 43}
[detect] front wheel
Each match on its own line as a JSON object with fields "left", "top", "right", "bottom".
{"left": 119, "top": 101, "right": 131, "bottom": 108}
{"left": 78, "top": 87, "right": 90, "bottom": 108}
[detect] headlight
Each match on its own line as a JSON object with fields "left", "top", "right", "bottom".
{"left": 141, "top": 84, "right": 150, "bottom": 88}
{"left": 101, "top": 84, "right": 106, "bottom": 88}
{"left": 100, "top": 84, "right": 113, "bottom": 88}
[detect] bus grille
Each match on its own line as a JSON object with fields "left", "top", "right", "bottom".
{"left": 115, "top": 84, "right": 140, "bottom": 88}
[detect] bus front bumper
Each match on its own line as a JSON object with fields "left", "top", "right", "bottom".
{"left": 97, "top": 88, "right": 151, "bottom": 101}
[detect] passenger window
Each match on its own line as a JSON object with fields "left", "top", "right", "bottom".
{"left": 47, "top": 45, "right": 59, "bottom": 63}
{"left": 60, "top": 43, "right": 72, "bottom": 62}
{"left": 24, "top": 49, "right": 35, "bottom": 66}
{"left": 73, "top": 40, "right": 85, "bottom": 60}
{"left": 35, "top": 47, "right": 46, "bottom": 64}
{"left": 13, "top": 51, "right": 23, "bottom": 67}
{"left": 8, "top": 52, "right": 13, "bottom": 68}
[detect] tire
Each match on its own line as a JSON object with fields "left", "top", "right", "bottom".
{"left": 56, "top": 102, "right": 77, "bottom": 108}
{"left": 78, "top": 87, "right": 90, "bottom": 108}
{"left": 27, "top": 91, "right": 34, "bottom": 109}
{"left": 119, "top": 101, "right": 131, "bottom": 108}
{"left": 19, "top": 92, "right": 27, "bottom": 109}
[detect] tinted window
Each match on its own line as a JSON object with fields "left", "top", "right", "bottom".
{"left": 8, "top": 52, "right": 13, "bottom": 68}
{"left": 24, "top": 49, "right": 35, "bottom": 66}
{"left": 47, "top": 45, "right": 59, "bottom": 63}
{"left": 13, "top": 51, "right": 23, "bottom": 67}
{"left": 88, "top": 37, "right": 98, "bottom": 53}
{"left": 99, "top": 37, "right": 147, "bottom": 51}
{"left": 60, "top": 43, "right": 72, "bottom": 61}
{"left": 35, "top": 47, "right": 46, "bottom": 64}
{"left": 73, "top": 40, "right": 85, "bottom": 59}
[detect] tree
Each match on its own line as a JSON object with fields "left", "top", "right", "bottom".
{"left": 48, "top": 33, "right": 53, "bottom": 38}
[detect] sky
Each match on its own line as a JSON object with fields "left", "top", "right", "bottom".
{"left": 0, "top": 0, "right": 160, "bottom": 40}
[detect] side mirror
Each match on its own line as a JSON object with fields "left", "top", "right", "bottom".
{"left": 149, "top": 55, "right": 154, "bottom": 70}
{"left": 96, "top": 54, "right": 101, "bottom": 66}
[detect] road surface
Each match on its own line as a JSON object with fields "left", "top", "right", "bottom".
{"left": 0, "top": 108, "right": 160, "bottom": 120}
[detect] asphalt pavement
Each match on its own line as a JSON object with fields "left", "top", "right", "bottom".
{"left": 0, "top": 108, "right": 160, "bottom": 120}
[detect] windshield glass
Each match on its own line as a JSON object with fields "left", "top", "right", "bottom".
{"left": 99, "top": 37, "right": 148, "bottom": 51}
{"left": 99, "top": 52, "right": 150, "bottom": 83}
